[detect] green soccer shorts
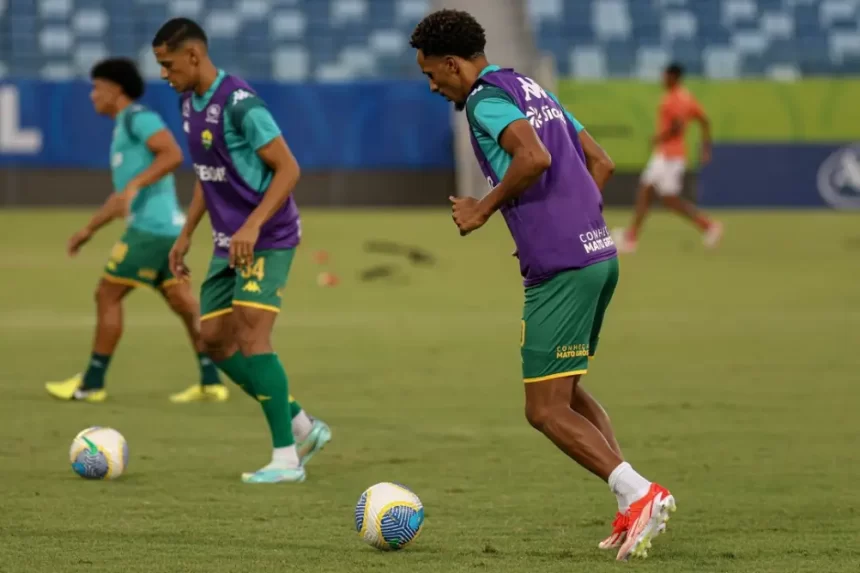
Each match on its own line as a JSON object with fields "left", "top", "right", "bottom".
{"left": 103, "top": 227, "right": 180, "bottom": 289}
{"left": 521, "top": 257, "right": 619, "bottom": 383}
{"left": 200, "top": 248, "right": 295, "bottom": 321}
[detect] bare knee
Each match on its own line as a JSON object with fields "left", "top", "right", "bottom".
{"left": 637, "top": 185, "right": 655, "bottom": 202}
{"left": 525, "top": 400, "right": 556, "bottom": 431}
{"left": 233, "top": 307, "right": 275, "bottom": 356}
{"left": 200, "top": 316, "right": 236, "bottom": 360}
{"left": 660, "top": 195, "right": 685, "bottom": 211}
{"left": 95, "top": 280, "right": 127, "bottom": 310}
{"left": 163, "top": 283, "right": 198, "bottom": 320}
{"left": 525, "top": 376, "right": 579, "bottom": 431}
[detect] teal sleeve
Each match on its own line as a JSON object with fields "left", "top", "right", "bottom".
{"left": 132, "top": 111, "right": 167, "bottom": 141}
{"left": 548, "top": 92, "right": 584, "bottom": 133}
{"left": 473, "top": 98, "right": 526, "bottom": 142}
{"left": 238, "top": 106, "right": 281, "bottom": 151}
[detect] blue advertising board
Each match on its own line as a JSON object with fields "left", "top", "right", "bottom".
{"left": 0, "top": 80, "right": 454, "bottom": 170}
{"left": 698, "top": 143, "right": 860, "bottom": 209}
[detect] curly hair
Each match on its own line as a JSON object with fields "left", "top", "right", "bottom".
{"left": 91, "top": 58, "right": 145, "bottom": 100}
{"left": 410, "top": 9, "right": 486, "bottom": 59}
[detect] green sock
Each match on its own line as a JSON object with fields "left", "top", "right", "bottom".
{"left": 214, "top": 352, "right": 256, "bottom": 399}
{"left": 82, "top": 353, "right": 111, "bottom": 389}
{"left": 198, "top": 353, "right": 222, "bottom": 386}
{"left": 247, "top": 353, "right": 295, "bottom": 448}
{"left": 289, "top": 394, "right": 303, "bottom": 419}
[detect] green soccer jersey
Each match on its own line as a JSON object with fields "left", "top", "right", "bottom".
{"left": 466, "top": 64, "right": 585, "bottom": 181}
{"left": 111, "top": 105, "right": 184, "bottom": 237}
{"left": 189, "top": 69, "right": 282, "bottom": 193}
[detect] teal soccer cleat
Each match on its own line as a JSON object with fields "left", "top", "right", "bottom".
{"left": 241, "top": 466, "right": 307, "bottom": 484}
{"left": 297, "top": 419, "right": 332, "bottom": 466}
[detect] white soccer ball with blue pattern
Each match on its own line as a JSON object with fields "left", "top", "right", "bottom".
{"left": 69, "top": 427, "right": 128, "bottom": 480}
{"left": 355, "top": 482, "right": 425, "bottom": 550}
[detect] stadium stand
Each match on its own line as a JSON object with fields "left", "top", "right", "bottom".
{"left": 0, "top": 0, "right": 858, "bottom": 80}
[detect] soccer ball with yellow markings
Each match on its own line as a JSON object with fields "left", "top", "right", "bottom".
{"left": 69, "top": 427, "right": 128, "bottom": 480}
{"left": 355, "top": 482, "right": 425, "bottom": 550}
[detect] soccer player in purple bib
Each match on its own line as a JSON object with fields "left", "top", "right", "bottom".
{"left": 411, "top": 10, "right": 676, "bottom": 561}
{"left": 151, "top": 18, "right": 330, "bottom": 484}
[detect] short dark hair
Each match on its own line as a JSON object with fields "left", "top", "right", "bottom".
{"left": 152, "top": 17, "right": 208, "bottom": 50}
{"left": 91, "top": 58, "right": 145, "bottom": 100}
{"left": 410, "top": 9, "right": 486, "bottom": 59}
{"left": 666, "top": 63, "right": 684, "bottom": 78}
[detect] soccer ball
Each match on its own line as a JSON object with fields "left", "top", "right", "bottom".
{"left": 69, "top": 426, "right": 128, "bottom": 480}
{"left": 354, "top": 482, "right": 425, "bottom": 550}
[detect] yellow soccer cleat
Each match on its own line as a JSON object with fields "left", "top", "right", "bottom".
{"left": 45, "top": 374, "right": 108, "bottom": 403}
{"left": 169, "top": 383, "right": 230, "bottom": 403}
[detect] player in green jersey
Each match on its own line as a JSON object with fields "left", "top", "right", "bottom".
{"left": 44, "top": 58, "right": 230, "bottom": 403}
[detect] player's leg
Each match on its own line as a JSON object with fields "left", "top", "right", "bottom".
{"left": 615, "top": 155, "right": 659, "bottom": 253}
{"left": 522, "top": 262, "right": 674, "bottom": 560}
{"left": 574, "top": 256, "right": 623, "bottom": 460}
{"left": 659, "top": 194, "right": 723, "bottom": 248}
{"left": 572, "top": 256, "right": 634, "bottom": 549}
{"left": 658, "top": 159, "right": 722, "bottom": 247}
{"left": 194, "top": 259, "right": 329, "bottom": 456}
{"left": 571, "top": 385, "right": 621, "bottom": 457}
{"left": 524, "top": 376, "right": 622, "bottom": 478}
{"left": 49, "top": 279, "right": 132, "bottom": 400}
{"left": 521, "top": 265, "right": 624, "bottom": 479}
{"left": 231, "top": 249, "right": 330, "bottom": 482}
{"left": 160, "top": 279, "right": 229, "bottom": 403}
{"left": 595, "top": 259, "right": 676, "bottom": 560}
{"left": 193, "top": 257, "right": 258, "bottom": 399}
{"left": 231, "top": 304, "right": 304, "bottom": 483}
{"left": 624, "top": 183, "right": 655, "bottom": 250}
{"left": 47, "top": 234, "right": 143, "bottom": 401}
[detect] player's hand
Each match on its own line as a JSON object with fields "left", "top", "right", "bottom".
{"left": 67, "top": 228, "right": 93, "bottom": 257}
{"left": 449, "top": 196, "right": 490, "bottom": 236}
{"left": 700, "top": 144, "right": 712, "bottom": 166}
{"left": 229, "top": 223, "right": 260, "bottom": 268}
{"left": 169, "top": 234, "right": 192, "bottom": 280}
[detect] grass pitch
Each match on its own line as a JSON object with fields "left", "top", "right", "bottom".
{"left": 0, "top": 208, "right": 858, "bottom": 573}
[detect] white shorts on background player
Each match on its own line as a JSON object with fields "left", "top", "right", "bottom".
{"left": 640, "top": 153, "right": 685, "bottom": 197}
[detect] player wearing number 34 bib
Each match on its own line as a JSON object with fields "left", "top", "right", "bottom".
{"left": 153, "top": 17, "right": 330, "bottom": 484}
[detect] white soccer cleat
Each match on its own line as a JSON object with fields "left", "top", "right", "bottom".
{"left": 612, "top": 228, "right": 637, "bottom": 253}
{"left": 703, "top": 221, "right": 723, "bottom": 249}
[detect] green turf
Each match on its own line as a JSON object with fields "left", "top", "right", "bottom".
{"left": 0, "top": 208, "right": 858, "bottom": 573}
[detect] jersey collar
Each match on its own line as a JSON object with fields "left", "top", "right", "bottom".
{"left": 192, "top": 69, "right": 227, "bottom": 112}
{"left": 478, "top": 64, "right": 501, "bottom": 78}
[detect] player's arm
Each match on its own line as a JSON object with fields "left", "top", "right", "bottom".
{"left": 547, "top": 92, "right": 614, "bottom": 191}
{"left": 117, "top": 113, "right": 184, "bottom": 214}
{"left": 230, "top": 98, "right": 300, "bottom": 265}
{"left": 169, "top": 180, "right": 206, "bottom": 279}
{"left": 691, "top": 100, "right": 712, "bottom": 164}
{"left": 68, "top": 114, "right": 182, "bottom": 255}
{"left": 180, "top": 179, "right": 208, "bottom": 239}
{"left": 246, "top": 137, "right": 300, "bottom": 228}
{"left": 68, "top": 193, "right": 123, "bottom": 255}
{"left": 451, "top": 91, "right": 550, "bottom": 234}
{"left": 578, "top": 130, "right": 614, "bottom": 192}
{"left": 479, "top": 120, "right": 551, "bottom": 213}
{"left": 88, "top": 195, "right": 123, "bottom": 232}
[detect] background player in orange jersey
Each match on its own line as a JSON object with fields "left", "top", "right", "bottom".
{"left": 614, "top": 63, "right": 722, "bottom": 253}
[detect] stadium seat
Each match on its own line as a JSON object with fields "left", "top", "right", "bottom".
{"left": 0, "top": 0, "right": 855, "bottom": 80}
